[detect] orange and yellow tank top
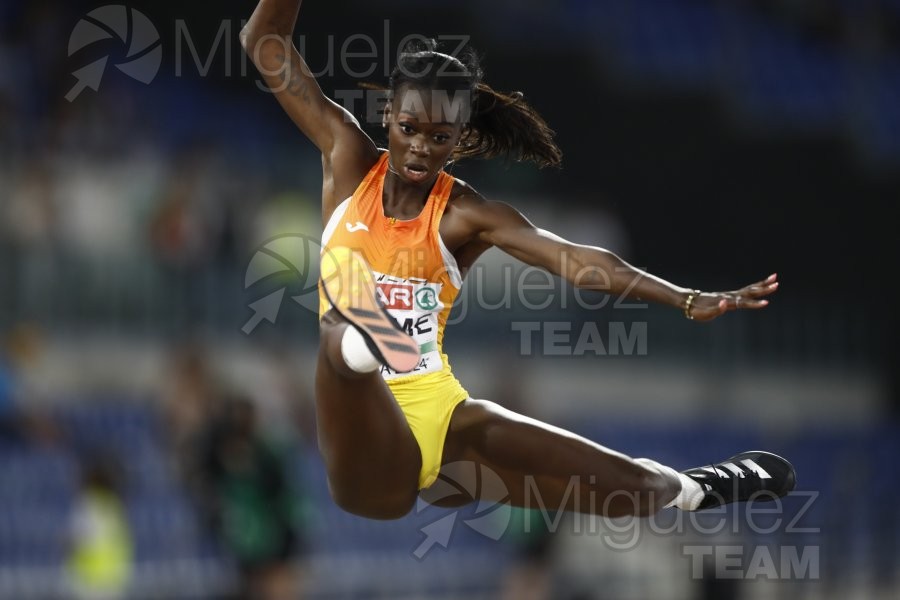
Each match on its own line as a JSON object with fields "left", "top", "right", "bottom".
{"left": 319, "top": 153, "right": 463, "bottom": 381}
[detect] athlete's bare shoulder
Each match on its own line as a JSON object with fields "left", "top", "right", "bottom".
{"left": 442, "top": 176, "right": 541, "bottom": 255}
{"left": 440, "top": 178, "right": 493, "bottom": 257}
{"left": 445, "top": 178, "right": 521, "bottom": 226}
{"left": 322, "top": 141, "right": 381, "bottom": 223}
{"left": 447, "top": 178, "right": 486, "bottom": 208}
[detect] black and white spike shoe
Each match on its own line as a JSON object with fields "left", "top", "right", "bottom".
{"left": 683, "top": 451, "right": 797, "bottom": 510}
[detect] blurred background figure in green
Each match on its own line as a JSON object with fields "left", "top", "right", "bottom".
{"left": 195, "top": 396, "right": 307, "bottom": 600}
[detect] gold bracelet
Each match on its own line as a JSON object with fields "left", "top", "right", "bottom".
{"left": 683, "top": 290, "right": 701, "bottom": 320}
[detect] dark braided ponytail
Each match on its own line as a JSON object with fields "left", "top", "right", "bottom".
{"left": 388, "top": 39, "right": 562, "bottom": 168}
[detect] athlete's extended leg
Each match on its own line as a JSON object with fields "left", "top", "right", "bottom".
{"left": 428, "top": 399, "right": 682, "bottom": 517}
{"left": 315, "top": 248, "right": 424, "bottom": 519}
{"left": 431, "top": 399, "right": 794, "bottom": 517}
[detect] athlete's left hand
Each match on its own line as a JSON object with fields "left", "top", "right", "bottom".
{"left": 688, "top": 273, "right": 779, "bottom": 322}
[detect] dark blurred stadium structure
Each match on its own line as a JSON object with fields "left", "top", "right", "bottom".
{"left": 1, "top": 0, "right": 899, "bottom": 598}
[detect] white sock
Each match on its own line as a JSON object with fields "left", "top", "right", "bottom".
{"left": 636, "top": 458, "right": 704, "bottom": 511}
{"left": 664, "top": 470, "right": 705, "bottom": 511}
{"left": 340, "top": 326, "right": 380, "bottom": 373}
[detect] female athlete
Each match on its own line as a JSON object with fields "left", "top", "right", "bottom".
{"left": 241, "top": 0, "right": 795, "bottom": 520}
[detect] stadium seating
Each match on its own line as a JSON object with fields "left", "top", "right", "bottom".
{"left": 2, "top": 402, "right": 897, "bottom": 597}
{"left": 558, "top": 0, "right": 900, "bottom": 165}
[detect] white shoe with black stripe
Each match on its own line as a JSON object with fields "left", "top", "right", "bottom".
{"left": 683, "top": 451, "right": 797, "bottom": 510}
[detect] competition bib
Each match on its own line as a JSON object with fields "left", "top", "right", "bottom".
{"left": 373, "top": 271, "right": 444, "bottom": 380}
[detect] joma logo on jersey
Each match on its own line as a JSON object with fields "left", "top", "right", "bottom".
{"left": 377, "top": 283, "right": 414, "bottom": 310}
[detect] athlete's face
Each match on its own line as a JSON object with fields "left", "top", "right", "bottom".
{"left": 383, "top": 85, "right": 468, "bottom": 186}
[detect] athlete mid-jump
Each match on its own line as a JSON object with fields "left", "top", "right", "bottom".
{"left": 241, "top": 0, "right": 795, "bottom": 520}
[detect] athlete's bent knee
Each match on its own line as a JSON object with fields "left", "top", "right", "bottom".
{"left": 328, "top": 480, "right": 417, "bottom": 520}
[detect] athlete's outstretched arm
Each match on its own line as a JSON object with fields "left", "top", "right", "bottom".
{"left": 241, "top": 0, "right": 378, "bottom": 216}
{"left": 454, "top": 196, "right": 778, "bottom": 322}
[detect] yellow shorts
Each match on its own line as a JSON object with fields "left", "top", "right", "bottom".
{"left": 386, "top": 361, "right": 469, "bottom": 489}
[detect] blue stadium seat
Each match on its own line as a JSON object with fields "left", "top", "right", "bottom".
{"left": 727, "top": 16, "right": 847, "bottom": 132}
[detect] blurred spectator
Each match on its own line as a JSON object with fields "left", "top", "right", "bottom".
{"left": 251, "top": 345, "right": 318, "bottom": 446}
{"left": 0, "top": 91, "right": 22, "bottom": 161}
{"left": 3, "top": 159, "right": 60, "bottom": 319}
{"left": 149, "top": 149, "right": 223, "bottom": 270}
{"left": 162, "top": 342, "right": 220, "bottom": 479}
{"left": 65, "top": 457, "right": 134, "bottom": 600}
{"left": 149, "top": 142, "right": 232, "bottom": 327}
{"left": 491, "top": 356, "right": 556, "bottom": 600}
{"left": 0, "top": 324, "right": 60, "bottom": 445}
{"left": 196, "top": 396, "right": 306, "bottom": 600}
{"left": 0, "top": 332, "right": 19, "bottom": 439}
{"left": 700, "top": 553, "right": 742, "bottom": 600}
{"left": 500, "top": 508, "right": 556, "bottom": 600}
